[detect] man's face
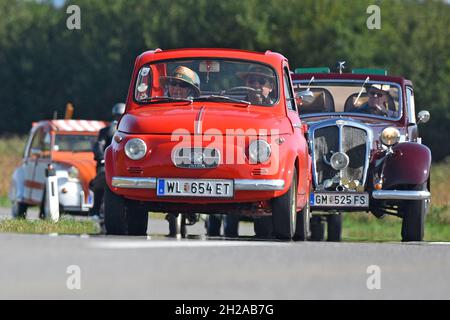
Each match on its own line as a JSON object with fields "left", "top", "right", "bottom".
{"left": 368, "top": 89, "right": 388, "bottom": 108}
{"left": 246, "top": 76, "right": 273, "bottom": 97}
{"left": 168, "top": 80, "right": 193, "bottom": 99}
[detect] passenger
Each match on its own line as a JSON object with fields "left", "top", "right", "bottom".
{"left": 160, "top": 66, "right": 201, "bottom": 99}
{"left": 237, "top": 66, "right": 275, "bottom": 105}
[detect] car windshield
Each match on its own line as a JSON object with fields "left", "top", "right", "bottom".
{"left": 54, "top": 134, "right": 97, "bottom": 152}
{"left": 134, "top": 59, "right": 278, "bottom": 106}
{"left": 294, "top": 81, "right": 402, "bottom": 120}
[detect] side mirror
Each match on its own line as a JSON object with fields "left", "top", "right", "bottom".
{"left": 417, "top": 110, "right": 430, "bottom": 124}
{"left": 296, "top": 90, "right": 315, "bottom": 104}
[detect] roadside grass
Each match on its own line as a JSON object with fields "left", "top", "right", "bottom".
{"left": 342, "top": 209, "right": 450, "bottom": 242}
{"left": 0, "top": 216, "right": 99, "bottom": 235}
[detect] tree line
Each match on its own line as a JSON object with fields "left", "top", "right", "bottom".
{"left": 0, "top": 0, "right": 449, "bottom": 160}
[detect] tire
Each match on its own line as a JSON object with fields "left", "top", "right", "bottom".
{"left": 127, "top": 202, "right": 148, "bottom": 236}
{"left": 254, "top": 216, "right": 273, "bottom": 239}
{"left": 326, "top": 213, "right": 342, "bottom": 242}
{"left": 401, "top": 183, "right": 428, "bottom": 242}
{"left": 104, "top": 185, "right": 127, "bottom": 235}
{"left": 167, "top": 213, "right": 187, "bottom": 237}
{"left": 206, "top": 214, "right": 222, "bottom": 236}
{"left": 293, "top": 191, "right": 311, "bottom": 241}
{"left": 309, "top": 216, "right": 325, "bottom": 241}
{"left": 272, "top": 168, "right": 297, "bottom": 240}
{"left": 12, "top": 200, "right": 27, "bottom": 219}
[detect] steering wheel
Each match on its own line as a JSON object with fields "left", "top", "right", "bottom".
{"left": 353, "top": 104, "right": 388, "bottom": 117}
{"left": 222, "top": 86, "right": 259, "bottom": 95}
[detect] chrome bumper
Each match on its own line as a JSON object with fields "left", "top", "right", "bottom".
{"left": 111, "top": 177, "right": 285, "bottom": 191}
{"left": 372, "top": 190, "right": 431, "bottom": 200}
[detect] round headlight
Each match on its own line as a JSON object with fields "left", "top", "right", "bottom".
{"left": 249, "top": 140, "right": 271, "bottom": 163}
{"left": 125, "top": 138, "right": 147, "bottom": 160}
{"left": 68, "top": 166, "right": 79, "bottom": 179}
{"left": 380, "top": 127, "right": 400, "bottom": 146}
{"left": 330, "top": 152, "right": 349, "bottom": 170}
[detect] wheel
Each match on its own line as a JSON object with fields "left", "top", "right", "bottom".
{"left": 11, "top": 200, "right": 27, "bottom": 219}
{"left": 206, "top": 214, "right": 222, "bottom": 236}
{"left": 127, "top": 202, "right": 148, "bottom": 236}
{"left": 293, "top": 191, "right": 311, "bottom": 241}
{"left": 272, "top": 168, "right": 297, "bottom": 240}
{"left": 167, "top": 213, "right": 187, "bottom": 237}
{"left": 104, "top": 185, "right": 127, "bottom": 235}
{"left": 309, "top": 216, "right": 325, "bottom": 241}
{"left": 326, "top": 213, "right": 342, "bottom": 242}
{"left": 223, "top": 214, "right": 239, "bottom": 238}
{"left": 401, "top": 183, "right": 428, "bottom": 242}
{"left": 254, "top": 216, "right": 273, "bottom": 239}
{"left": 223, "top": 86, "right": 258, "bottom": 95}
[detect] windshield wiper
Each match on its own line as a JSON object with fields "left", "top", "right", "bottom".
{"left": 193, "top": 95, "right": 251, "bottom": 106}
{"left": 139, "top": 96, "right": 193, "bottom": 104}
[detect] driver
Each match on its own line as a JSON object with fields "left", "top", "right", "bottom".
{"left": 354, "top": 84, "right": 397, "bottom": 117}
{"left": 160, "top": 66, "right": 201, "bottom": 99}
{"left": 237, "top": 66, "right": 275, "bottom": 105}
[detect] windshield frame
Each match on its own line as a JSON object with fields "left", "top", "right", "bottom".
{"left": 293, "top": 79, "right": 403, "bottom": 121}
{"left": 133, "top": 57, "right": 280, "bottom": 107}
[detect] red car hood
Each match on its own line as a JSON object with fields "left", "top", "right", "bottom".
{"left": 118, "top": 105, "right": 291, "bottom": 136}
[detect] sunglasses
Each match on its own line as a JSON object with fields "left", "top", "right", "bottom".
{"left": 368, "top": 91, "right": 386, "bottom": 98}
{"left": 169, "top": 80, "right": 191, "bottom": 88}
{"left": 247, "top": 77, "right": 269, "bottom": 85}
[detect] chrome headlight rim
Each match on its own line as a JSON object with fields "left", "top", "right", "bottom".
{"left": 330, "top": 152, "right": 350, "bottom": 170}
{"left": 249, "top": 139, "right": 271, "bottom": 164}
{"left": 68, "top": 166, "right": 79, "bottom": 179}
{"left": 380, "top": 127, "right": 400, "bottom": 146}
{"left": 124, "top": 138, "right": 147, "bottom": 160}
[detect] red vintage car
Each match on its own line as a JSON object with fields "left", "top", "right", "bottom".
{"left": 292, "top": 66, "right": 431, "bottom": 242}
{"left": 104, "top": 48, "right": 312, "bottom": 239}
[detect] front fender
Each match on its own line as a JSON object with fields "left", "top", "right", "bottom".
{"left": 382, "top": 142, "right": 431, "bottom": 189}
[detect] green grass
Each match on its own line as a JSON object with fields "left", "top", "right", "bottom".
{"left": 342, "top": 208, "right": 450, "bottom": 242}
{"left": 0, "top": 216, "right": 100, "bottom": 235}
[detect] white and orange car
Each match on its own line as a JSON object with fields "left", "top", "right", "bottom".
{"left": 9, "top": 119, "right": 107, "bottom": 218}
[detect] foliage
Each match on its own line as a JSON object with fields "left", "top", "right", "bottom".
{"left": 0, "top": 0, "right": 449, "bottom": 159}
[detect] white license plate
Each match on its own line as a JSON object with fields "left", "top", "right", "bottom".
{"left": 157, "top": 178, "right": 234, "bottom": 198}
{"left": 311, "top": 192, "right": 369, "bottom": 207}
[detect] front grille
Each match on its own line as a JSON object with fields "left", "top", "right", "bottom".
{"left": 313, "top": 123, "right": 368, "bottom": 186}
{"left": 172, "top": 147, "right": 220, "bottom": 169}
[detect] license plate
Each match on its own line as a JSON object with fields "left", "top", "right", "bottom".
{"left": 157, "top": 178, "right": 234, "bottom": 198}
{"left": 311, "top": 192, "right": 369, "bottom": 207}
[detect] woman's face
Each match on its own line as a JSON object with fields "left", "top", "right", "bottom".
{"left": 168, "top": 80, "right": 193, "bottom": 98}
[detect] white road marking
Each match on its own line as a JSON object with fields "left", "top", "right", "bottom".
{"left": 428, "top": 242, "right": 450, "bottom": 245}
{"left": 90, "top": 240, "right": 290, "bottom": 249}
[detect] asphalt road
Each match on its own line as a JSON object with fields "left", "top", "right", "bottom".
{"left": 0, "top": 208, "right": 449, "bottom": 300}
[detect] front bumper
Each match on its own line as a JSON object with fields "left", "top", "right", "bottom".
{"left": 372, "top": 190, "right": 431, "bottom": 200}
{"left": 111, "top": 176, "right": 285, "bottom": 191}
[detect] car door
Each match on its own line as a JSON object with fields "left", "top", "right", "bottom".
{"left": 22, "top": 127, "right": 44, "bottom": 204}
{"left": 31, "top": 128, "right": 52, "bottom": 204}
